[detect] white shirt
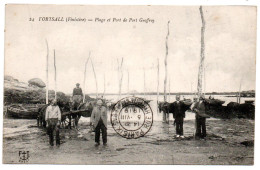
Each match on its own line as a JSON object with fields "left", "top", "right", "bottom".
{"left": 45, "top": 105, "right": 61, "bottom": 121}
{"left": 190, "top": 102, "right": 196, "bottom": 111}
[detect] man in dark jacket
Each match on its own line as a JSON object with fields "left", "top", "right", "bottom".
{"left": 72, "top": 83, "right": 83, "bottom": 110}
{"left": 191, "top": 96, "right": 209, "bottom": 139}
{"left": 171, "top": 95, "right": 186, "bottom": 138}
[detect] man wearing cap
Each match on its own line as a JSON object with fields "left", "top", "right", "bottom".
{"left": 72, "top": 83, "right": 83, "bottom": 110}
{"left": 192, "top": 96, "right": 209, "bottom": 139}
{"left": 45, "top": 99, "right": 61, "bottom": 146}
{"left": 171, "top": 95, "right": 186, "bottom": 138}
{"left": 91, "top": 99, "right": 107, "bottom": 146}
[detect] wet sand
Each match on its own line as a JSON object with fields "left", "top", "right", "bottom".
{"left": 3, "top": 117, "right": 254, "bottom": 165}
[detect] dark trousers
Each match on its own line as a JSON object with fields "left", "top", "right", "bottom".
{"left": 175, "top": 118, "right": 184, "bottom": 136}
{"left": 47, "top": 118, "right": 60, "bottom": 146}
{"left": 195, "top": 116, "right": 206, "bottom": 138}
{"left": 95, "top": 120, "right": 107, "bottom": 144}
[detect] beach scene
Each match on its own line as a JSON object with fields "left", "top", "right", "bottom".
{"left": 3, "top": 5, "right": 256, "bottom": 165}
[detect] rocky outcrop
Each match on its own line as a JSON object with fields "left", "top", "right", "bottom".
{"left": 4, "top": 76, "right": 70, "bottom": 104}
{"left": 28, "top": 78, "right": 46, "bottom": 88}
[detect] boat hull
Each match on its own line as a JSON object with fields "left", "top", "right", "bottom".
{"left": 6, "top": 107, "right": 38, "bottom": 119}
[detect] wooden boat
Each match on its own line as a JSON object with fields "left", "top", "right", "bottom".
{"left": 204, "top": 98, "right": 225, "bottom": 106}
{"left": 6, "top": 104, "right": 39, "bottom": 119}
{"left": 245, "top": 100, "right": 254, "bottom": 104}
{"left": 138, "top": 97, "right": 152, "bottom": 103}
{"left": 182, "top": 99, "right": 192, "bottom": 106}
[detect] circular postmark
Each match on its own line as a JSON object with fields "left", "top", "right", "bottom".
{"left": 110, "top": 96, "right": 153, "bottom": 139}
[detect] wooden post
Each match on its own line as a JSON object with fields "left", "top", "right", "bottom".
{"left": 238, "top": 80, "right": 242, "bottom": 104}
{"left": 120, "top": 59, "right": 123, "bottom": 98}
{"left": 83, "top": 53, "right": 91, "bottom": 102}
{"left": 204, "top": 65, "right": 206, "bottom": 96}
{"left": 168, "top": 77, "right": 171, "bottom": 102}
{"left": 197, "top": 6, "right": 205, "bottom": 98}
{"left": 127, "top": 69, "right": 129, "bottom": 96}
{"left": 83, "top": 60, "right": 87, "bottom": 103}
{"left": 117, "top": 59, "right": 119, "bottom": 99}
{"left": 45, "top": 39, "right": 49, "bottom": 104}
{"left": 117, "top": 58, "right": 124, "bottom": 100}
{"left": 164, "top": 21, "right": 170, "bottom": 102}
{"left": 54, "top": 49, "right": 57, "bottom": 100}
{"left": 143, "top": 68, "right": 146, "bottom": 98}
{"left": 157, "top": 58, "right": 159, "bottom": 111}
{"left": 90, "top": 57, "right": 98, "bottom": 99}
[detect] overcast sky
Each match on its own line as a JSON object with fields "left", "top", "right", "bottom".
{"left": 4, "top": 5, "right": 256, "bottom": 94}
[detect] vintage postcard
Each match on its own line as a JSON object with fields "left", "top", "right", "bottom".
{"left": 3, "top": 4, "right": 256, "bottom": 164}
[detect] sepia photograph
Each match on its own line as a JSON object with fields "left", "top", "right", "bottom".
{"left": 2, "top": 4, "right": 256, "bottom": 165}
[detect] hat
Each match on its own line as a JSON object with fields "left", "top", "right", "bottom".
{"left": 76, "top": 83, "right": 80, "bottom": 86}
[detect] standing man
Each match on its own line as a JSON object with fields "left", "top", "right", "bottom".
{"left": 72, "top": 83, "right": 83, "bottom": 110}
{"left": 45, "top": 99, "right": 61, "bottom": 146}
{"left": 91, "top": 99, "right": 107, "bottom": 146}
{"left": 171, "top": 95, "right": 186, "bottom": 138}
{"left": 191, "top": 96, "right": 209, "bottom": 139}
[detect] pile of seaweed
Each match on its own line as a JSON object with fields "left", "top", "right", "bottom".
{"left": 4, "top": 75, "right": 95, "bottom": 105}
{"left": 4, "top": 75, "right": 71, "bottom": 104}
{"left": 4, "top": 88, "right": 71, "bottom": 104}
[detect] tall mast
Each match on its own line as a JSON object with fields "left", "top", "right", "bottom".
{"left": 127, "top": 69, "right": 129, "bottom": 96}
{"left": 90, "top": 57, "right": 98, "bottom": 99}
{"left": 45, "top": 39, "right": 49, "bottom": 104}
{"left": 117, "top": 58, "right": 124, "bottom": 100}
{"left": 157, "top": 58, "right": 160, "bottom": 107}
{"left": 164, "top": 21, "right": 170, "bottom": 102}
{"left": 197, "top": 6, "right": 206, "bottom": 97}
{"left": 238, "top": 79, "right": 242, "bottom": 104}
{"left": 54, "top": 50, "right": 57, "bottom": 100}
{"left": 168, "top": 77, "right": 171, "bottom": 102}
{"left": 204, "top": 65, "right": 206, "bottom": 96}
{"left": 83, "top": 53, "right": 90, "bottom": 102}
{"left": 143, "top": 68, "right": 146, "bottom": 98}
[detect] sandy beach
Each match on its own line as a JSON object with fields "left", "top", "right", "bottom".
{"left": 3, "top": 115, "right": 254, "bottom": 165}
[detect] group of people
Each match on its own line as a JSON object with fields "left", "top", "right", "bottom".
{"left": 45, "top": 83, "right": 108, "bottom": 146}
{"left": 45, "top": 83, "right": 208, "bottom": 147}
{"left": 169, "top": 95, "right": 208, "bottom": 140}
